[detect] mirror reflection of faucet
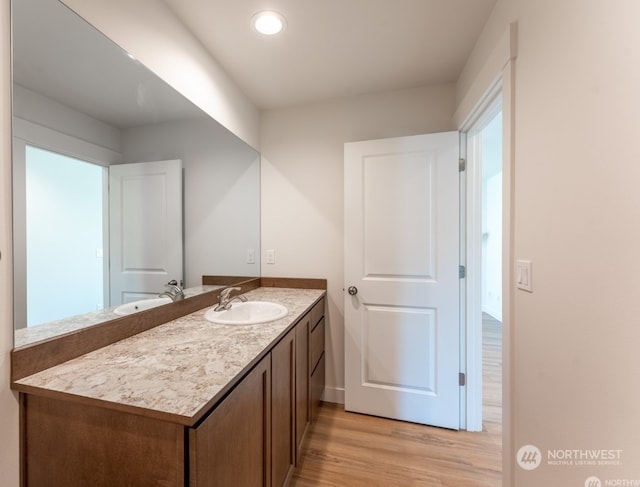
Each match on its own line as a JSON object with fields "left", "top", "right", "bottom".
{"left": 214, "top": 287, "right": 248, "bottom": 311}
{"left": 158, "top": 280, "right": 185, "bottom": 302}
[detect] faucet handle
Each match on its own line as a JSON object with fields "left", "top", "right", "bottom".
{"left": 166, "top": 279, "right": 184, "bottom": 290}
{"left": 161, "top": 280, "right": 185, "bottom": 301}
{"left": 220, "top": 286, "right": 241, "bottom": 298}
{"left": 214, "top": 286, "right": 243, "bottom": 311}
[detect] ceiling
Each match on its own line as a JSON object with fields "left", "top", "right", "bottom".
{"left": 13, "top": 0, "right": 497, "bottom": 127}
{"left": 163, "top": 0, "right": 498, "bottom": 109}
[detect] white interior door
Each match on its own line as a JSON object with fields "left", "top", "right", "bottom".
{"left": 109, "top": 160, "right": 183, "bottom": 305}
{"left": 344, "top": 132, "right": 461, "bottom": 429}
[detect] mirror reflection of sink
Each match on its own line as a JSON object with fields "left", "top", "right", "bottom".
{"left": 204, "top": 301, "right": 288, "bottom": 325}
{"left": 113, "top": 297, "right": 172, "bottom": 316}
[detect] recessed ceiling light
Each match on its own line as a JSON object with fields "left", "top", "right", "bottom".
{"left": 252, "top": 11, "right": 286, "bottom": 36}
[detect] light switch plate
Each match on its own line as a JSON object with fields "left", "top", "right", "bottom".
{"left": 516, "top": 259, "right": 532, "bottom": 292}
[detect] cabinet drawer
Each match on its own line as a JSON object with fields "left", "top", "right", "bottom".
{"left": 310, "top": 297, "right": 325, "bottom": 330}
{"left": 295, "top": 314, "right": 310, "bottom": 463}
{"left": 310, "top": 353, "right": 325, "bottom": 422}
{"left": 310, "top": 317, "right": 324, "bottom": 374}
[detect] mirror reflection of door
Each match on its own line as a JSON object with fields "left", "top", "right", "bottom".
{"left": 23, "top": 145, "right": 107, "bottom": 327}
{"left": 108, "top": 160, "right": 183, "bottom": 306}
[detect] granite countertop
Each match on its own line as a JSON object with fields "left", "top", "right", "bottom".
{"left": 14, "top": 285, "right": 223, "bottom": 348}
{"left": 14, "top": 287, "right": 325, "bottom": 425}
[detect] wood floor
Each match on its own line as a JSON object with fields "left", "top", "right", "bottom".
{"left": 290, "top": 314, "right": 502, "bottom": 486}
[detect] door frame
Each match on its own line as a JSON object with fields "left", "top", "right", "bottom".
{"left": 454, "top": 23, "right": 516, "bottom": 485}
{"left": 11, "top": 120, "right": 116, "bottom": 325}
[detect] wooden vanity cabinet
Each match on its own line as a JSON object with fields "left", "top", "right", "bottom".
{"left": 19, "top": 295, "right": 326, "bottom": 487}
{"left": 191, "top": 298, "right": 325, "bottom": 487}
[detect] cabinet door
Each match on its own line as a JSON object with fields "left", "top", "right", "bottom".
{"left": 190, "top": 355, "right": 271, "bottom": 487}
{"left": 295, "top": 312, "right": 310, "bottom": 462}
{"left": 272, "top": 328, "right": 295, "bottom": 486}
{"left": 23, "top": 394, "right": 184, "bottom": 487}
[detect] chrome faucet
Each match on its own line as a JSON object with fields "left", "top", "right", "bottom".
{"left": 159, "top": 279, "right": 184, "bottom": 302}
{"left": 214, "top": 286, "right": 248, "bottom": 311}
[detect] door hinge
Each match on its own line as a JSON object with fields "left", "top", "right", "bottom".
{"left": 459, "top": 158, "right": 466, "bottom": 172}
{"left": 459, "top": 372, "right": 466, "bottom": 386}
{"left": 459, "top": 265, "right": 466, "bottom": 279}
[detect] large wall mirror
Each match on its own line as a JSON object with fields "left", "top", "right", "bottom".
{"left": 12, "top": 0, "right": 261, "bottom": 347}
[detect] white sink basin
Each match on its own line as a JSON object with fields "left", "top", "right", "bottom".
{"left": 204, "top": 301, "right": 288, "bottom": 325}
{"left": 113, "top": 297, "right": 172, "bottom": 316}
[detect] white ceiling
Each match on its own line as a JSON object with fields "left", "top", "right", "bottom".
{"left": 13, "top": 0, "right": 497, "bottom": 127}
{"left": 163, "top": 0, "right": 498, "bottom": 109}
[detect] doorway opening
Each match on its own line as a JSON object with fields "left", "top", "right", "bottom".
{"left": 23, "top": 145, "right": 107, "bottom": 326}
{"left": 478, "top": 110, "right": 503, "bottom": 444}
{"left": 464, "top": 99, "right": 502, "bottom": 456}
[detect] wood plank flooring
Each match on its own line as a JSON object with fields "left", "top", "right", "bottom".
{"left": 290, "top": 314, "right": 502, "bottom": 486}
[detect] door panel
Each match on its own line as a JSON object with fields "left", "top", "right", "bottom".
{"left": 344, "top": 132, "right": 460, "bottom": 429}
{"left": 109, "top": 160, "right": 183, "bottom": 305}
{"left": 362, "top": 305, "right": 436, "bottom": 393}
{"left": 363, "top": 152, "right": 435, "bottom": 279}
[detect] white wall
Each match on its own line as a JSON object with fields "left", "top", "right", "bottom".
{"left": 260, "top": 84, "right": 456, "bottom": 402}
{"left": 459, "top": 0, "right": 640, "bottom": 484}
{"left": 11, "top": 85, "right": 122, "bottom": 163}
{"left": 121, "top": 119, "right": 261, "bottom": 286}
{"left": 13, "top": 85, "right": 122, "bottom": 153}
{"left": 60, "top": 0, "right": 260, "bottom": 150}
{"left": 0, "top": 0, "right": 20, "bottom": 483}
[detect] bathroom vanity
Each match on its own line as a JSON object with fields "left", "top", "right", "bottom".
{"left": 12, "top": 281, "right": 326, "bottom": 486}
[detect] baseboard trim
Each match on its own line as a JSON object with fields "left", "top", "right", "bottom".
{"left": 321, "top": 386, "right": 345, "bottom": 404}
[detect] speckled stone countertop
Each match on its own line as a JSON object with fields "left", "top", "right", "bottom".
{"left": 14, "top": 285, "right": 222, "bottom": 348}
{"left": 14, "top": 287, "right": 325, "bottom": 426}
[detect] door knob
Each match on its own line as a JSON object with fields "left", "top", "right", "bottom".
{"left": 347, "top": 286, "right": 358, "bottom": 296}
